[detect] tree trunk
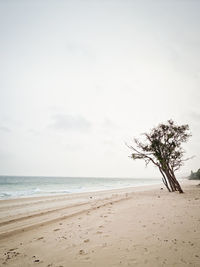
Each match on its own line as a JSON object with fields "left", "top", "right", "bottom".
{"left": 170, "top": 171, "right": 184, "bottom": 193}
{"left": 160, "top": 167, "right": 184, "bottom": 193}
{"left": 159, "top": 167, "right": 171, "bottom": 192}
{"left": 167, "top": 165, "right": 184, "bottom": 193}
{"left": 166, "top": 172, "right": 183, "bottom": 193}
{"left": 165, "top": 169, "right": 176, "bottom": 192}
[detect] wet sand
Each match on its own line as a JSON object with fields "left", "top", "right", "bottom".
{"left": 0, "top": 180, "right": 199, "bottom": 266}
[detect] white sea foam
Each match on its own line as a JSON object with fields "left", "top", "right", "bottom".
{"left": 0, "top": 176, "right": 161, "bottom": 200}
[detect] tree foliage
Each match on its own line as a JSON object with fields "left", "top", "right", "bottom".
{"left": 127, "top": 120, "right": 192, "bottom": 193}
{"left": 189, "top": 169, "right": 200, "bottom": 180}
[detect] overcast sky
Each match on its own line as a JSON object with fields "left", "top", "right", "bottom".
{"left": 0, "top": 0, "right": 199, "bottom": 178}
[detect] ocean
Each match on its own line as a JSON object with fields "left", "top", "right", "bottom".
{"left": 0, "top": 176, "right": 160, "bottom": 200}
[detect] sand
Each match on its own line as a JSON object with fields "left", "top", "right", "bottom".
{"left": 0, "top": 180, "right": 200, "bottom": 267}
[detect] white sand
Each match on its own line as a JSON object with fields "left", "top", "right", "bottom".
{"left": 0, "top": 180, "right": 199, "bottom": 266}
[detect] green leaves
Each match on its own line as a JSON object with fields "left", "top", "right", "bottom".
{"left": 128, "top": 120, "right": 191, "bottom": 172}
{"left": 128, "top": 119, "right": 191, "bottom": 193}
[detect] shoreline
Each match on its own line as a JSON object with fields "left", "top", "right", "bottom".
{"left": 0, "top": 176, "right": 161, "bottom": 201}
{"left": 0, "top": 179, "right": 199, "bottom": 266}
{"left": 0, "top": 180, "right": 162, "bottom": 202}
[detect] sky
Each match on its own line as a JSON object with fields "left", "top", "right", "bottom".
{"left": 0, "top": 0, "right": 200, "bottom": 178}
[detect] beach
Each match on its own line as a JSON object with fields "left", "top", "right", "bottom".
{"left": 0, "top": 180, "right": 199, "bottom": 267}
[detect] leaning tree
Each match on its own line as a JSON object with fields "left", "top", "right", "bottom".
{"left": 127, "top": 120, "right": 191, "bottom": 193}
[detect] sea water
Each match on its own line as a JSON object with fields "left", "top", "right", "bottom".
{"left": 0, "top": 176, "right": 160, "bottom": 200}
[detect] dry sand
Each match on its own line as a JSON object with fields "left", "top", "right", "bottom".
{"left": 0, "top": 180, "right": 200, "bottom": 267}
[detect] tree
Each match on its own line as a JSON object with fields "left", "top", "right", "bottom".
{"left": 189, "top": 169, "right": 200, "bottom": 180}
{"left": 127, "top": 120, "right": 191, "bottom": 193}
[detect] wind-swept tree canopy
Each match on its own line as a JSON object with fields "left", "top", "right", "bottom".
{"left": 127, "top": 120, "right": 192, "bottom": 193}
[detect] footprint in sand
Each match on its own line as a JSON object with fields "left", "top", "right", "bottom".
{"left": 4, "top": 250, "right": 20, "bottom": 262}
{"left": 9, "top": 248, "right": 18, "bottom": 252}
{"left": 37, "top": 237, "right": 44, "bottom": 240}
{"left": 79, "top": 249, "right": 86, "bottom": 255}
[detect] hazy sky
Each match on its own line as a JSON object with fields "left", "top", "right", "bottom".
{"left": 0, "top": 0, "right": 200, "bottom": 178}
